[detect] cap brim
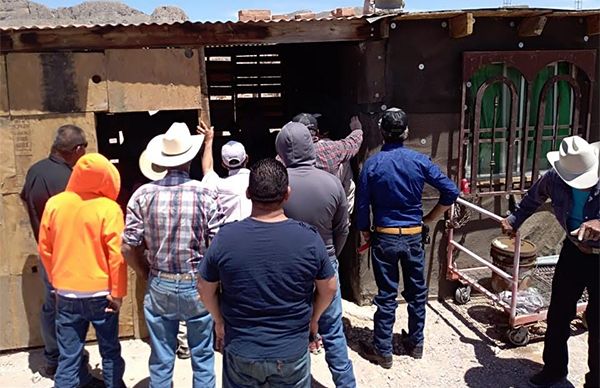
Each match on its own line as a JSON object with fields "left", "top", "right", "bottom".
{"left": 139, "top": 150, "right": 168, "bottom": 181}
{"left": 547, "top": 141, "right": 600, "bottom": 189}
{"left": 145, "top": 133, "right": 204, "bottom": 167}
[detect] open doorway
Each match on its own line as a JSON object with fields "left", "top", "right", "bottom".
{"left": 95, "top": 110, "right": 200, "bottom": 210}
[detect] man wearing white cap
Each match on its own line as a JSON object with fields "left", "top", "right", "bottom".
{"left": 502, "top": 136, "right": 599, "bottom": 388}
{"left": 197, "top": 121, "right": 252, "bottom": 224}
{"left": 121, "top": 122, "right": 223, "bottom": 388}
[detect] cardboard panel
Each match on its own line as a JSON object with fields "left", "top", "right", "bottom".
{"left": 0, "top": 55, "right": 8, "bottom": 116}
{"left": 0, "top": 271, "right": 134, "bottom": 351}
{"left": 106, "top": 48, "right": 202, "bottom": 112}
{"left": 7, "top": 52, "right": 108, "bottom": 115}
{"left": 0, "top": 113, "right": 97, "bottom": 195}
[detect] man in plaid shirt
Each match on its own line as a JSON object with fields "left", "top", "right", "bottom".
{"left": 292, "top": 113, "right": 363, "bottom": 214}
{"left": 122, "top": 122, "right": 223, "bottom": 388}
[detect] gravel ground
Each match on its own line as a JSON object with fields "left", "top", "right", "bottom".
{"left": 0, "top": 299, "right": 589, "bottom": 388}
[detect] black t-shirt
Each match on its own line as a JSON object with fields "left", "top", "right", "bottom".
{"left": 200, "top": 217, "right": 334, "bottom": 360}
{"left": 20, "top": 155, "right": 72, "bottom": 241}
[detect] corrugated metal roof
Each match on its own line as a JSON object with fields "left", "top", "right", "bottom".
{"left": 0, "top": 8, "right": 597, "bottom": 32}
{"left": 0, "top": 14, "right": 374, "bottom": 31}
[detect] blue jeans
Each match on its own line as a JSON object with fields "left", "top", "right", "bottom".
{"left": 144, "top": 275, "right": 215, "bottom": 388}
{"left": 371, "top": 233, "right": 427, "bottom": 356}
{"left": 55, "top": 295, "right": 125, "bottom": 388}
{"left": 223, "top": 348, "right": 310, "bottom": 388}
{"left": 319, "top": 257, "right": 356, "bottom": 388}
{"left": 39, "top": 261, "right": 59, "bottom": 367}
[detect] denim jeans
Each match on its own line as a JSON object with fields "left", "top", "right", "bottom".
{"left": 55, "top": 295, "right": 125, "bottom": 388}
{"left": 371, "top": 233, "right": 427, "bottom": 356}
{"left": 319, "top": 256, "right": 356, "bottom": 388}
{"left": 223, "top": 348, "right": 310, "bottom": 388}
{"left": 143, "top": 275, "right": 215, "bottom": 388}
{"left": 543, "top": 239, "right": 598, "bottom": 387}
{"left": 38, "top": 260, "right": 59, "bottom": 367}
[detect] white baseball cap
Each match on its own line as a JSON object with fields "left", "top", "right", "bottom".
{"left": 221, "top": 141, "right": 247, "bottom": 168}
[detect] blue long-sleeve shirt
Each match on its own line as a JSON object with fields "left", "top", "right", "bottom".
{"left": 507, "top": 169, "right": 600, "bottom": 249}
{"left": 357, "top": 143, "right": 459, "bottom": 231}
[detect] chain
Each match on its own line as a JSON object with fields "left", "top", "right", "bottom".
{"left": 446, "top": 202, "right": 471, "bottom": 229}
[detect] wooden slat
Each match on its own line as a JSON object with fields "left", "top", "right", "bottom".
{"left": 518, "top": 16, "right": 548, "bottom": 37}
{"left": 0, "top": 55, "right": 8, "bottom": 116}
{"left": 3, "top": 19, "right": 376, "bottom": 53}
{"left": 449, "top": 13, "right": 475, "bottom": 39}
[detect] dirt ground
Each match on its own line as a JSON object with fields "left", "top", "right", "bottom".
{"left": 0, "top": 298, "right": 589, "bottom": 388}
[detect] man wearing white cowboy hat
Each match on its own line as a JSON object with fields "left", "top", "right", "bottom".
{"left": 197, "top": 120, "right": 252, "bottom": 224}
{"left": 121, "top": 122, "right": 223, "bottom": 388}
{"left": 502, "top": 135, "right": 600, "bottom": 388}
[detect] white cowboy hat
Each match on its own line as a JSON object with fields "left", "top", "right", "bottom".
{"left": 546, "top": 136, "right": 600, "bottom": 189}
{"left": 138, "top": 149, "right": 167, "bottom": 181}
{"left": 144, "top": 122, "right": 204, "bottom": 168}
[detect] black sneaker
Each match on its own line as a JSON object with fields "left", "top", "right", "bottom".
{"left": 401, "top": 330, "right": 424, "bottom": 359}
{"left": 176, "top": 346, "right": 191, "bottom": 360}
{"left": 359, "top": 341, "right": 393, "bottom": 369}
{"left": 80, "top": 376, "right": 106, "bottom": 388}
{"left": 529, "top": 370, "right": 567, "bottom": 387}
{"left": 43, "top": 364, "right": 57, "bottom": 377}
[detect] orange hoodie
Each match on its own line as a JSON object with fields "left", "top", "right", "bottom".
{"left": 38, "top": 153, "right": 127, "bottom": 298}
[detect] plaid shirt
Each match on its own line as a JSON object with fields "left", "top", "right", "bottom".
{"left": 314, "top": 129, "right": 363, "bottom": 178}
{"left": 122, "top": 170, "right": 223, "bottom": 274}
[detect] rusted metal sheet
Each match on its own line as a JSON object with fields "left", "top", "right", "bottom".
{"left": 106, "top": 48, "right": 201, "bottom": 113}
{"left": 6, "top": 52, "right": 108, "bottom": 115}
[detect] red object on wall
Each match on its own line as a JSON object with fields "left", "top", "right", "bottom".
{"left": 460, "top": 178, "right": 471, "bottom": 194}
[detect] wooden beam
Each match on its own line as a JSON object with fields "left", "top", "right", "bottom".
{"left": 518, "top": 16, "right": 548, "bottom": 37}
{"left": 1, "top": 19, "right": 377, "bottom": 53}
{"left": 449, "top": 13, "right": 475, "bottom": 39}
{"left": 587, "top": 14, "right": 600, "bottom": 36}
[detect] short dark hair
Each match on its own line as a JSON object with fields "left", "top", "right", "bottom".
{"left": 52, "top": 125, "right": 87, "bottom": 153}
{"left": 380, "top": 108, "right": 409, "bottom": 142}
{"left": 248, "top": 158, "right": 288, "bottom": 204}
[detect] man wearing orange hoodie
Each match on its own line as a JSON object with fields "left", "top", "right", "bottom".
{"left": 38, "top": 153, "right": 128, "bottom": 388}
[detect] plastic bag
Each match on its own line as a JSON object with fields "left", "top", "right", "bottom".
{"left": 498, "top": 287, "right": 546, "bottom": 314}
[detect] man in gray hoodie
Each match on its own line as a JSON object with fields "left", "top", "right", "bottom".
{"left": 276, "top": 121, "right": 356, "bottom": 388}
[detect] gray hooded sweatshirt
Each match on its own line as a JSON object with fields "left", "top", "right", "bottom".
{"left": 276, "top": 122, "right": 349, "bottom": 257}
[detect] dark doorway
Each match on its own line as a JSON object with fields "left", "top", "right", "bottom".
{"left": 96, "top": 110, "right": 200, "bottom": 210}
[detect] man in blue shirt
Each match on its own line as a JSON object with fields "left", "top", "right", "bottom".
{"left": 199, "top": 158, "right": 337, "bottom": 387}
{"left": 502, "top": 136, "right": 600, "bottom": 388}
{"left": 357, "top": 108, "right": 459, "bottom": 367}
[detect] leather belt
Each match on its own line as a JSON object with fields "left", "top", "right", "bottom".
{"left": 375, "top": 226, "right": 422, "bottom": 235}
{"left": 150, "top": 269, "right": 195, "bottom": 281}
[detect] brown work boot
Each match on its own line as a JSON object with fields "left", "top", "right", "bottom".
{"left": 359, "top": 341, "right": 393, "bottom": 369}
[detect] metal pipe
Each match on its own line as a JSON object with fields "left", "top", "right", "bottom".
{"left": 536, "top": 255, "right": 559, "bottom": 266}
{"left": 450, "top": 240, "right": 514, "bottom": 282}
{"left": 509, "top": 231, "right": 521, "bottom": 323}
{"left": 456, "top": 197, "right": 504, "bottom": 222}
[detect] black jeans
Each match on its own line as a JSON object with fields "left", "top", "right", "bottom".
{"left": 543, "top": 239, "right": 598, "bottom": 387}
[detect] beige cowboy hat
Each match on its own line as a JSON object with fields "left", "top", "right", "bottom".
{"left": 144, "top": 122, "right": 204, "bottom": 168}
{"left": 138, "top": 149, "right": 167, "bottom": 181}
{"left": 546, "top": 136, "right": 600, "bottom": 189}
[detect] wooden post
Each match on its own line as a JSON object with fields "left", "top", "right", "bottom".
{"left": 518, "top": 16, "right": 548, "bottom": 37}
{"left": 198, "top": 46, "right": 211, "bottom": 126}
{"left": 449, "top": 13, "right": 475, "bottom": 39}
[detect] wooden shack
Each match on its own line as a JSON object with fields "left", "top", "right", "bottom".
{"left": 0, "top": 7, "right": 598, "bottom": 351}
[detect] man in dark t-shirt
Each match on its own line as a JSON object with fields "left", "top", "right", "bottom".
{"left": 199, "top": 158, "right": 337, "bottom": 387}
{"left": 20, "top": 125, "right": 87, "bottom": 376}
